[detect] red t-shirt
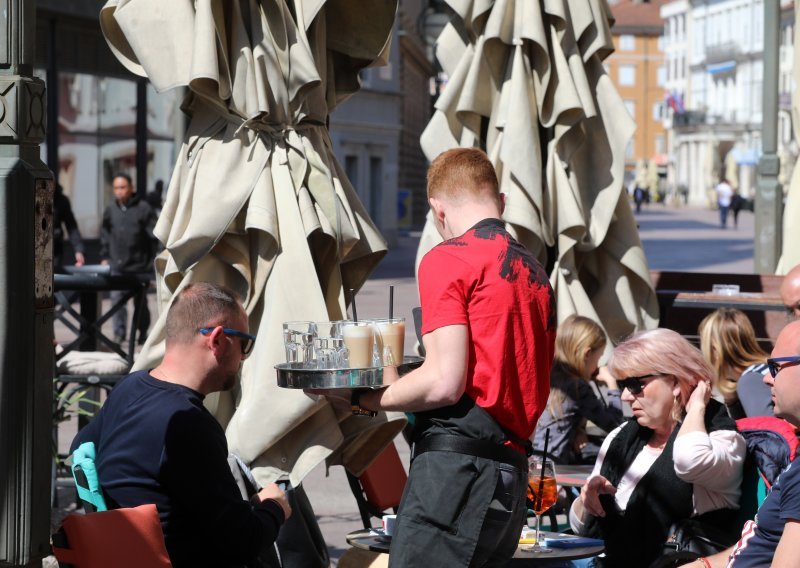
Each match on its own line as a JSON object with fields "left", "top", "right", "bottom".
{"left": 418, "top": 219, "right": 556, "bottom": 441}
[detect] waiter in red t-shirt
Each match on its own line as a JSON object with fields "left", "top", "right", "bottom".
{"left": 351, "top": 148, "right": 556, "bottom": 566}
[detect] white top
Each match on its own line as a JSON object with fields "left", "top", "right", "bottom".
{"left": 716, "top": 181, "right": 734, "bottom": 207}
{"left": 569, "top": 423, "right": 746, "bottom": 534}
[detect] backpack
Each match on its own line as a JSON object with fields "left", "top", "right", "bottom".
{"left": 735, "top": 416, "right": 799, "bottom": 523}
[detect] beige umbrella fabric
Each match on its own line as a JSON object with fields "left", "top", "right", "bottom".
{"left": 779, "top": 0, "right": 800, "bottom": 272}
{"left": 99, "top": 0, "right": 406, "bottom": 487}
{"left": 416, "top": 0, "right": 658, "bottom": 344}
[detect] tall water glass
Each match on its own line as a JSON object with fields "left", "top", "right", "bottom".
{"left": 524, "top": 455, "right": 558, "bottom": 554}
{"left": 313, "top": 321, "right": 347, "bottom": 369}
{"left": 283, "top": 321, "right": 315, "bottom": 366}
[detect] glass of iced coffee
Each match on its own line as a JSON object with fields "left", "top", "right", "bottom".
{"left": 374, "top": 318, "right": 405, "bottom": 366}
{"left": 341, "top": 320, "right": 376, "bottom": 368}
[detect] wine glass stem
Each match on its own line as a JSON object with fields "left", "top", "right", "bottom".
{"left": 535, "top": 513, "right": 542, "bottom": 547}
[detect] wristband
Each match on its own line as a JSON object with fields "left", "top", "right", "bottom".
{"left": 351, "top": 390, "right": 377, "bottom": 417}
{"left": 698, "top": 558, "right": 711, "bottom": 568}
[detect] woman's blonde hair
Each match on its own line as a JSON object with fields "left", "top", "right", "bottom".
{"left": 553, "top": 315, "right": 607, "bottom": 379}
{"left": 698, "top": 308, "right": 768, "bottom": 400}
{"left": 548, "top": 316, "right": 606, "bottom": 418}
{"left": 608, "top": 328, "right": 714, "bottom": 422}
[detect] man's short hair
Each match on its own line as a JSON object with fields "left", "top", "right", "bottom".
{"left": 426, "top": 148, "right": 500, "bottom": 203}
{"left": 112, "top": 172, "right": 133, "bottom": 186}
{"left": 165, "top": 283, "right": 243, "bottom": 345}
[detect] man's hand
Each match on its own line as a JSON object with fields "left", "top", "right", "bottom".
{"left": 304, "top": 388, "right": 353, "bottom": 414}
{"left": 100, "top": 259, "right": 109, "bottom": 266}
{"left": 580, "top": 475, "right": 616, "bottom": 517}
{"left": 255, "top": 483, "right": 291, "bottom": 520}
{"left": 74, "top": 252, "right": 85, "bottom": 267}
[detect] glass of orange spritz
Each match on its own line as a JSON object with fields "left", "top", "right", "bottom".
{"left": 524, "top": 454, "right": 558, "bottom": 553}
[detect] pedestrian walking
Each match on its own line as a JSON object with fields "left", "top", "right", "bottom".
{"left": 715, "top": 179, "right": 734, "bottom": 229}
{"left": 100, "top": 173, "right": 158, "bottom": 345}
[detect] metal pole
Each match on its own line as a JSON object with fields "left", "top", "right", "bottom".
{"left": 0, "top": 1, "right": 54, "bottom": 566}
{"left": 755, "top": 0, "right": 782, "bottom": 273}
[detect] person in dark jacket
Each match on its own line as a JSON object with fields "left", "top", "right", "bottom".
{"left": 100, "top": 173, "right": 158, "bottom": 345}
{"left": 53, "top": 184, "right": 86, "bottom": 273}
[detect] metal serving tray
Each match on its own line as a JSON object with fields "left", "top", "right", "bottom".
{"left": 275, "top": 356, "right": 424, "bottom": 389}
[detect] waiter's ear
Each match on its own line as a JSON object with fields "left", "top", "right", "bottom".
{"left": 429, "top": 197, "right": 445, "bottom": 224}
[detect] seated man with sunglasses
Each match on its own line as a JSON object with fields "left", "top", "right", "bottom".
{"left": 693, "top": 320, "right": 800, "bottom": 568}
{"left": 71, "top": 282, "right": 290, "bottom": 568}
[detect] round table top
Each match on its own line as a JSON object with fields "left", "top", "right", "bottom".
{"left": 346, "top": 529, "right": 604, "bottom": 563}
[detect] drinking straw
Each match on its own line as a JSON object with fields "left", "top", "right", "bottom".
{"left": 350, "top": 288, "right": 358, "bottom": 321}
{"left": 389, "top": 285, "right": 394, "bottom": 319}
{"left": 537, "top": 428, "right": 550, "bottom": 511}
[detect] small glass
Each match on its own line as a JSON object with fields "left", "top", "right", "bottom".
{"left": 522, "top": 455, "right": 558, "bottom": 554}
{"left": 373, "top": 318, "right": 406, "bottom": 366}
{"left": 313, "top": 321, "right": 347, "bottom": 369}
{"left": 283, "top": 321, "right": 315, "bottom": 366}
{"left": 341, "top": 320, "right": 376, "bottom": 368}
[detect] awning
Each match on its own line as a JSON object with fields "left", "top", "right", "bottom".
{"left": 707, "top": 61, "right": 737, "bottom": 75}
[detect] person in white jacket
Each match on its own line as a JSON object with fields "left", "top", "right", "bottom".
{"left": 569, "top": 328, "right": 746, "bottom": 567}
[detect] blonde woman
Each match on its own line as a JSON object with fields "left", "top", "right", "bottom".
{"left": 531, "top": 315, "right": 623, "bottom": 464}
{"left": 698, "top": 308, "right": 770, "bottom": 419}
{"left": 569, "top": 329, "right": 745, "bottom": 567}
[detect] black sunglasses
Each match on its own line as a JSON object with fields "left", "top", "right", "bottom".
{"left": 199, "top": 327, "right": 256, "bottom": 357}
{"left": 617, "top": 373, "right": 663, "bottom": 395}
{"left": 767, "top": 356, "right": 800, "bottom": 378}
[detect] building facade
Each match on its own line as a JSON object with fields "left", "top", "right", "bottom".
{"left": 661, "top": 0, "right": 795, "bottom": 206}
{"left": 607, "top": 0, "right": 670, "bottom": 185}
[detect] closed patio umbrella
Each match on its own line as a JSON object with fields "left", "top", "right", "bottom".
{"left": 416, "top": 0, "right": 658, "bottom": 344}
{"left": 779, "top": 0, "right": 800, "bottom": 272}
{"left": 99, "top": 0, "right": 405, "bottom": 487}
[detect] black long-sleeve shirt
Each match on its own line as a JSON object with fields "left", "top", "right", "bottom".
{"left": 72, "top": 371, "right": 284, "bottom": 567}
{"left": 53, "top": 187, "right": 84, "bottom": 269}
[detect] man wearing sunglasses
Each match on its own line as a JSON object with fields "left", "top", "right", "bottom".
{"left": 781, "top": 264, "right": 800, "bottom": 320}
{"left": 694, "top": 320, "right": 800, "bottom": 568}
{"left": 71, "top": 282, "right": 290, "bottom": 568}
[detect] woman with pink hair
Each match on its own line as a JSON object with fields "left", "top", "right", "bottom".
{"left": 569, "top": 329, "right": 746, "bottom": 567}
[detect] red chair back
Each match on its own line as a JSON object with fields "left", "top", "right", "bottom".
{"left": 52, "top": 504, "right": 172, "bottom": 567}
{"left": 360, "top": 443, "right": 407, "bottom": 512}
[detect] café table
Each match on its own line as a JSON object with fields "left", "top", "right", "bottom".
{"left": 345, "top": 528, "right": 604, "bottom": 565}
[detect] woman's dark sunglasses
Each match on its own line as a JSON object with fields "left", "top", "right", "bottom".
{"left": 767, "top": 356, "right": 800, "bottom": 378}
{"left": 199, "top": 327, "right": 256, "bottom": 357}
{"left": 617, "top": 373, "right": 663, "bottom": 395}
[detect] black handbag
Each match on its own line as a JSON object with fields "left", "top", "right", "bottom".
{"left": 649, "top": 518, "right": 734, "bottom": 568}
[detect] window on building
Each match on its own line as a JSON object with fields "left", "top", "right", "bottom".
{"left": 655, "top": 135, "right": 666, "bottom": 155}
{"left": 619, "top": 35, "right": 635, "bottom": 51}
{"left": 369, "top": 157, "right": 383, "bottom": 222}
{"left": 619, "top": 65, "right": 636, "bottom": 86}
{"left": 345, "top": 155, "right": 359, "bottom": 190}
{"left": 652, "top": 102, "right": 667, "bottom": 121}
{"left": 623, "top": 100, "right": 636, "bottom": 119}
{"left": 657, "top": 65, "right": 667, "bottom": 87}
